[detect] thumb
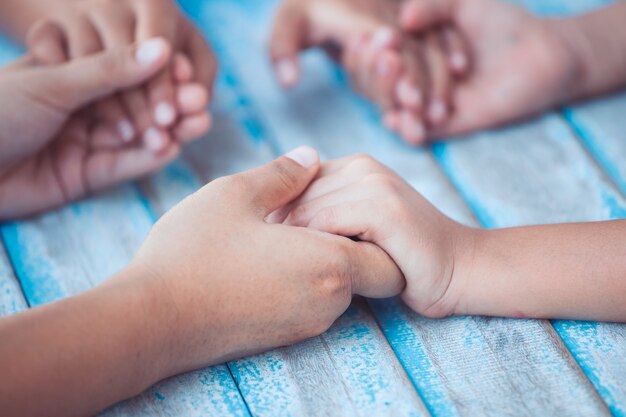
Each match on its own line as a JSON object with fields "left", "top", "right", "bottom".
{"left": 400, "top": 0, "right": 457, "bottom": 32}
{"left": 32, "top": 37, "right": 171, "bottom": 112}
{"left": 269, "top": 2, "right": 308, "bottom": 88}
{"left": 243, "top": 146, "right": 320, "bottom": 216}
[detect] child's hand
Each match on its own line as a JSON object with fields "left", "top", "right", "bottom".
{"left": 25, "top": 0, "right": 217, "bottom": 150}
{"left": 282, "top": 154, "right": 476, "bottom": 318}
{"left": 269, "top": 0, "right": 469, "bottom": 145}
{"left": 393, "top": 0, "right": 579, "bottom": 138}
{"left": 127, "top": 147, "right": 404, "bottom": 375}
{"left": 0, "top": 39, "right": 183, "bottom": 220}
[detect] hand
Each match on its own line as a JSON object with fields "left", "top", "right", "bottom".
{"left": 393, "top": 0, "right": 579, "bottom": 138}
{"left": 281, "top": 154, "right": 474, "bottom": 318}
{"left": 26, "top": 0, "right": 217, "bottom": 149}
{"left": 0, "top": 39, "right": 184, "bottom": 220}
{"left": 125, "top": 147, "right": 404, "bottom": 376}
{"left": 269, "top": 0, "right": 468, "bottom": 145}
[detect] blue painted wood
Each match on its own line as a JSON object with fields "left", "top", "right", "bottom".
{"left": 189, "top": 0, "right": 611, "bottom": 415}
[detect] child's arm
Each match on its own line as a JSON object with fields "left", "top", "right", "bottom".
{"left": 0, "top": 148, "right": 404, "bottom": 416}
{"left": 285, "top": 154, "right": 626, "bottom": 322}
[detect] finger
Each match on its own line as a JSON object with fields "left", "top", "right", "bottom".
{"left": 354, "top": 37, "right": 381, "bottom": 100}
{"left": 173, "top": 113, "right": 212, "bottom": 143}
{"left": 309, "top": 202, "right": 405, "bottom": 298}
{"left": 183, "top": 27, "right": 217, "bottom": 95}
{"left": 34, "top": 38, "right": 172, "bottom": 112}
{"left": 94, "top": 98, "right": 136, "bottom": 143}
{"left": 234, "top": 146, "right": 320, "bottom": 216}
{"left": 442, "top": 25, "right": 470, "bottom": 75}
{"left": 86, "top": 142, "right": 181, "bottom": 193}
{"left": 133, "top": 0, "right": 179, "bottom": 129}
{"left": 400, "top": 0, "right": 456, "bottom": 32}
{"left": 172, "top": 52, "right": 194, "bottom": 83}
{"left": 176, "top": 83, "right": 209, "bottom": 115}
{"left": 269, "top": 1, "right": 307, "bottom": 88}
{"left": 373, "top": 49, "right": 402, "bottom": 111}
{"left": 394, "top": 38, "right": 427, "bottom": 113}
{"left": 399, "top": 110, "right": 427, "bottom": 146}
{"left": 26, "top": 20, "right": 69, "bottom": 64}
{"left": 57, "top": 13, "right": 102, "bottom": 58}
{"left": 424, "top": 32, "right": 451, "bottom": 127}
{"left": 285, "top": 183, "right": 376, "bottom": 227}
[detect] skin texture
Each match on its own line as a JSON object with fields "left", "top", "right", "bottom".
{"left": 285, "top": 155, "right": 626, "bottom": 322}
{"left": 0, "top": 147, "right": 404, "bottom": 417}
{"left": 377, "top": 0, "right": 626, "bottom": 139}
{"left": 269, "top": 0, "right": 469, "bottom": 145}
{"left": 0, "top": 38, "right": 209, "bottom": 220}
{"left": 0, "top": 0, "right": 217, "bottom": 150}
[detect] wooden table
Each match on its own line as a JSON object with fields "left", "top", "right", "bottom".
{"left": 1, "top": 0, "right": 626, "bottom": 415}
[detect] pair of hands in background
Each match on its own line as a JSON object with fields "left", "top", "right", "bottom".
{"left": 270, "top": 0, "right": 579, "bottom": 144}
{"left": 0, "top": 0, "right": 216, "bottom": 219}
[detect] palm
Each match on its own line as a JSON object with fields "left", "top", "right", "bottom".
{"left": 436, "top": 0, "right": 573, "bottom": 136}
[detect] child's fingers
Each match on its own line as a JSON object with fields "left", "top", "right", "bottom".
{"left": 173, "top": 113, "right": 212, "bottom": 143}
{"left": 26, "top": 20, "right": 69, "bottom": 64}
{"left": 373, "top": 49, "right": 402, "bottom": 111}
{"left": 147, "top": 70, "right": 178, "bottom": 128}
{"left": 424, "top": 32, "right": 451, "bottom": 127}
{"left": 85, "top": 141, "right": 181, "bottom": 194}
{"left": 398, "top": 110, "right": 427, "bottom": 146}
{"left": 172, "top": 52, "right": 194, "bottom": 83}
{"left": 120, "top": 90, "right": 159, "bottom": 148}
{"left": 395, "top": 39, "right": 427, "bottom": 113}
{"left": 176, "top": 83, "right": 209, "bottom": 115}
{"left": 442, "top": 25, "right": 470, "bottom": 75}
{"left": 94, "top": 97, "right": 136, "bottom": 143}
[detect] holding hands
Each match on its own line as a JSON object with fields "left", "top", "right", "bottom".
{"left": 270, "top": 0, "right": 583, "bottom": 144}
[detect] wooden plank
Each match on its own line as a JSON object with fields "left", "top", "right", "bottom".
{"left": 190, "top": 0, "right": 610, "bottom": 415}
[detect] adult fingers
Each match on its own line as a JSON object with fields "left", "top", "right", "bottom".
{"left": 225, "top": 146, "right": 320, "bottom": 216}
{"left": 26, "top": 20, "right": 69, "bottom": 64}
{"left": 269, "top": 1, "right": 308, "bottom": 88}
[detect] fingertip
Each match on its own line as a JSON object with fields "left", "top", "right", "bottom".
{"left": 400, "top": 112, "right": 427, "bottom": 146}
{"left": 174, "top": 112, "right": 212, "bottom": 143}
{"left": 399, "top": 1, "right": 419, "bottom": 30}
{"left": 371, "top": 27, "right": 397, "bottom": 49}
{"left": 172, "top": 52, "right": 194, "bottom": 82}
{"left": 450, "top": 52, "right": 468, "bottom": 74}
{"left": 427, "top": 99, "right": 448, "bottom": 126}
{"left": 176, "top": 83, "right": 209, "bottom": 114}
{"left": 143, "top": 127, "right": 171, "bottom": 153}
{"left": 283, "top": 146, "right": 319, "bottom": 168}
{"left": 396, "top": 78, "right": 423, "bottom": 109}
{"left": 135, "top": 37, "right": 171, "bottom": 67}
{"left": 274, "top": 58, "right": 299, "bottom": 88}
{"left": 154, "top": 101, "right": 177, "bottom": 127}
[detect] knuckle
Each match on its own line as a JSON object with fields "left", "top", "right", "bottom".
{"left": 363, "top": 172, "right": 398, "bottom": 192}
{"left": 346, "top": 154, "right": 384, "bottom": 176}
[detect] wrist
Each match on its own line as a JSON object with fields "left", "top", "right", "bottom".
{"left": 445, "top": 224, "right": 483, "bottom": 317}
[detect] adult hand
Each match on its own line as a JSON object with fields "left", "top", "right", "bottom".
{"left": 0, "top": 38, "right": 184, "bottom": 220}
{"left": 398, "top": 0, "right": 579, "bottom": 138}
{"left": 130, "top": 147, "right": 405, "bottom": 373}
{"left": 0, "top": 147, "right": 404, "bottom": 417}
{"left": 26, "top": 0, "right": 217, "bottom": 148}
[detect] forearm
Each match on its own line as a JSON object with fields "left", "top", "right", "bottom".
{"left": 0, "top": 0, "right": 63, "bottom": 41}
{"left": 553, "top": 2, "right": 626, "bottom": 102}
{"left": 0, "top": 268, "right": 165, "bottom": 416}
{"left": 455, "top": 220, "right": 626, "bottom": 321}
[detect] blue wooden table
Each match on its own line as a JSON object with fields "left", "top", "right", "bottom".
{"left": 1, "top": 0, "right": 626, "bottom": 415}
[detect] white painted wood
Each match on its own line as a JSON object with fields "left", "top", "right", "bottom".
{"left": 192, "top": 0, "right": 611, "bottom": 415}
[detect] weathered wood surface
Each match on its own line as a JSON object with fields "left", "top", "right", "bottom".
{"left": 1, "top": 0, "right": 626, "bottom": 415}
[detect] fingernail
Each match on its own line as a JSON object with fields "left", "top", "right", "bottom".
{"left": 428, "top": 100, "right": 447, "bottom": 124}
{"left": 450, "top": 52, "right": 467, "bottom": 71}
{"left": 275, "top": 59, "right": 298, "bottom": 87}
{"left": 397, "top": 79, "right": 422, "bottom": 108}
{"left": 136, "top": 38, "right": 165, "bottom": 66}
{"left": 143, "top": 128, "right": 167, "bottom": 152}
{"left": 284, "top": 146, "right": 318, "bottom": 168}
{"left": 154, "top": 102, "right": 176, "bottom": 126}
{"left": 117, "top": 119, "right": 135, "bottom": 142}
{"left": 371, "top": 27, "right": 394, "bottom": 49}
